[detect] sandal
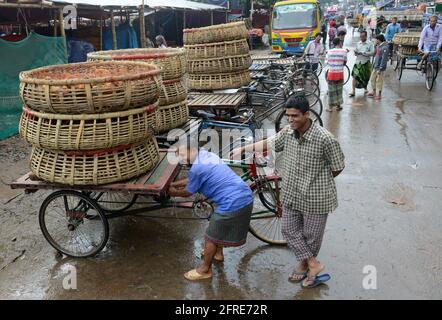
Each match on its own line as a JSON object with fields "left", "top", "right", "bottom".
{"left": 367, "top": 93, "right": 375, "bottom": 98}
{"left": 348, "top": 92, "right": 355, "bottom": 97}
{"left": 288, "top": 269, "right": 308, "bottom": 283}
{"left": 301, "top": 274, "right": 331, "bottom": 289}
{"left": 184, "top": 269, "right": 212, "bottom": 281}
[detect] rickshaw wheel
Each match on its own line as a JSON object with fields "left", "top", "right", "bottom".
{"left": 39, "top": 190, "right": 109, "bottom": 258}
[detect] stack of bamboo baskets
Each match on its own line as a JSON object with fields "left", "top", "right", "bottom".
{"left": 393, "top": 32, "right": 421, "bottom": 56}
{"left": 88, "top": 48, "right": 189, "bottom": 133}
{"left": 184, "top": 21, "right": 252, "bottom": 90}
{"left": 19, "top": 61, "right": 162, "bottom": 185}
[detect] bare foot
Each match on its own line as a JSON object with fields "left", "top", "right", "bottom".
{"left": 302, "top": 263, "right": 325, "bottom": 287}
{"left": 289, "top": 261, "right": 308, "bottom": 282}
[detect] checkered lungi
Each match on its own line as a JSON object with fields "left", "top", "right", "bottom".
{"left": 327, "top": 79, "right": 344, "bottom": 106}
{"left": 281, "top": 208, "right": 329, "bottom": 261}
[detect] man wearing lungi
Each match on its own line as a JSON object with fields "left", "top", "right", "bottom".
{"left": 326, "top": 37, "right": 348, "bottom": 111}
{"left": 230, "top": 95, "right": 345, "bottom": 288}
{"left": 168, "top": 140, "right": 253, "bottom": 281}
{"left": 349, "top": 31, "right": 375, "bottom": 97}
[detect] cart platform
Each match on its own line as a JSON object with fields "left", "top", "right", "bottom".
{"left": 10, "top": 151, "right": 180, "bottom": 196}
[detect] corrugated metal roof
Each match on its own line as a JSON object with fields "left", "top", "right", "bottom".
{"left": 53, "top": 0, "right": 225, "bottom": 10}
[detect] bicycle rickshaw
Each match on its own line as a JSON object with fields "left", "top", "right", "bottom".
{"left": 10, "top": 149, "right": 285, "bottom": 259}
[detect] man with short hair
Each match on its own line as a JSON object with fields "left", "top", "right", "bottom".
{"left": 230, "top": 95, "right": 345, "bottom": 289}
{"left": 368, "top": 34, "right": 389, "bottom": 100}
{"left": 326, "top": 37, "right": 348, "bottom": 111}
{"left": 417, "top": 15, "right": 442, "bottom": 69}
{"left": 349, "top": 30, "right": 375, "bottom": 97}
{"left": 168, "top": 139, "right": 254, "bottom": 281}
{"left": 385, "top": 17, "right": 401, "bottom": 42}
{"left": 303, "top": 33, "right": 325, "bottom": 73}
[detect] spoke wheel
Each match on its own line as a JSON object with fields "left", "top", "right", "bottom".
{"left": 39, "top": 190, "right": 109, "bottom": 258}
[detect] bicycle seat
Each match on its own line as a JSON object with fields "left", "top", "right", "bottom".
{"left": 195, "top": 110, "right": 216, "bottom": 120}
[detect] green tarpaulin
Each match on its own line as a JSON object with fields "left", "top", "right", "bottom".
{"left": 0, "top": 32, "right": 67, "bottom": 140}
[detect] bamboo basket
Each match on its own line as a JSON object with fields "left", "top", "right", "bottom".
{"left": 156, "top": 101, "right": 189, "bottom": 133}
{"left": 183, "top": 21, "right": 248, "bottom": 45}
{"left": 20, "top": 103, "right": 158, "bottom": 151}
{"left": 185, "top": 39, "right": 250, "bottom": 59}
{"left": 29, "top": 139, "right": 160, "bottom": 186}
{"left": 188, "top": 54, "right": 252, "bottom": 74}
{"left": 398, "top": 45, "right": 420, "bottom": 56}
{"left": 20, "top": 61, "right": 161, "bottom": 114}
{"left": 88, "top": 48, "right": 186, "bottom": 80}
{"left": 159, "top": 78, "right": 188, "bottom": 106}
{"left": 392, "top": 32, "right": 421, "bottom": 46}
{"left": 187, "top": 70, "right": 251, "bottom": 91}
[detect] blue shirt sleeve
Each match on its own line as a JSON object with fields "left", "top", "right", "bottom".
{"left": 186, "top": 165, "right": 202, "bottom": 194}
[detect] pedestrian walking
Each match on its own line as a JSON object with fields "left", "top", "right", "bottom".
{"left": 328, "top": 20, "right": 337, "bottom": 49}
{"left": 326, "top": 37, "right": 348, "bottom": 111}
{"left": 230, "top": 95, "right": 345, "bottom": 289}
{"left": 303, "top": 33, "right": 325, "bottom": 73}
{"left": 368, "top": 34, "right": 389, "bottom": 100}
{"left": 349, "top": 30, "right": 375, "bottom": 97}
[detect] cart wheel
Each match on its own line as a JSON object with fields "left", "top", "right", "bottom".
{"left": 91, "top": 192, "right": 138, "bottom": 213}
{"left": 249, "top": 178, "right": 286, "bottom": 246}
{"left": 39, "top": 190, "right": 109, "bottom": 258}
{"left": 192, "top": 200, "right": 214, "bottom": 219}
{"left": 324, "top": 65, "right": 350, "bottom": 85}
{"left": 396, "top": 57, "right": 404, "bottom": 80}
{"left": 426, "top": 62, "right": 435, "bottom": 91}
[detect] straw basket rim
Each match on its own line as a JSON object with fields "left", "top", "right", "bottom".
{"left": 87, "top": 48, "right": 186, "bottom": 61}
{"left": 19, "top": 61, "right": 161, "bottom": 86}
{"left": 183, "top": 21, "right": 245, "bottom": 34}
{"left": 184, "top": 38, "right": 248, "bottom": 49}
{"left": 187, "top": 53, "right": 251, "bottom": 63}
{"left": 22, "top": 102, "right": 158, "bottom": 120}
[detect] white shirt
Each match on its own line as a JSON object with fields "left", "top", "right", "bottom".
{"left": 355, "top": 40, "right": 375, "bottom": 64}
{"left": 304, "top": 40, "right": 325, "bottom": 63}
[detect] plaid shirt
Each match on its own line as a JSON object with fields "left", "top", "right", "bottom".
{"left": 272, "top": 122, "right": 345, "bottom": 214}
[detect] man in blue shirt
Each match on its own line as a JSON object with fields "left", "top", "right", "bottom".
{"left": 168, "top": 139, "right": 254, "bottom": 281}
{"left": 385, "top": 17, "right": 401, "bottom": 42}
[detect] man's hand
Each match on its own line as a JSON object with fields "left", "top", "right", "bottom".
{"left": 437, "top": 48, "right": 441, "bottom": 53}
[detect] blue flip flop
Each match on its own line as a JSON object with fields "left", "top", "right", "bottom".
{"left": 301, "top": 273, "right": 331, "bottom": 289}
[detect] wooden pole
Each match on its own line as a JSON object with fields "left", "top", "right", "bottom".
{"left": 59, "top": 9, "right": 65, "bottom": 38}
{"left": 211, "top": 11, "right": 214, "bottom": 25}
{"left": 183, "top": 10, "right": 187, "bottom": 29}
{"left": 111, "top": 10, "right": 117, "bottom": 50}
{"left": 53, "top": 10, "right": 57, "bottom": 37}
{"left": 140, "top": 2, "right": 147, "bottom": 48}
{"left": 59, "top": 9, "right": 67, "bottom": 60}
{"left": 100, "top": 14, "right": 103, "bottom": 51}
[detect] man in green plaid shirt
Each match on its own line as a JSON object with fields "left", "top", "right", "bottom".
{"left": 231, "top": 95, "right": 345, "bottom": 288}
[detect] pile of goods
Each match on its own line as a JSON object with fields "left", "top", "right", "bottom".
{"left": 19, "top": 61, "right": 162, "bottom": 185}
{"left": 184, "top": 21, "right": 252, "bottom": 90}
{"left": 88, "top": 48, "right": 189, "bottom": 133}
{"left": 393, "top": 32, "right": 421, "bottom": 56}
{"left": 347, "top": 18, "right": 359, "bottom": 28}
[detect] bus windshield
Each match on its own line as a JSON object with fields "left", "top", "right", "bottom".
{"left": 272, "top": 3, "right": 318, "bottom": 30}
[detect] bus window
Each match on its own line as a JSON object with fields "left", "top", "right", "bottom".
{"left": 272, "top": 3, "right": 318, "bottom": 30}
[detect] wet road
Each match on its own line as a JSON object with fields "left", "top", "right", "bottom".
{"left": 1, "top": 32, "right": 442, "bottom": 299}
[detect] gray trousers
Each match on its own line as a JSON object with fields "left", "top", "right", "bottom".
{"left": 281, "top": 208, "right": 329, "bottom": 261}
